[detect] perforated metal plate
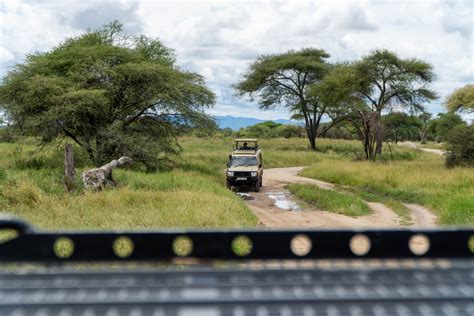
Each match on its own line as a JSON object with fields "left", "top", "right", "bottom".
{"left": 1, "top": 263, "right": 473, "bottom": 316}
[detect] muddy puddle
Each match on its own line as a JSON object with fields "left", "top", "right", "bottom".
{"left": 266, "top": 192, "right": 301, "bottom": 211}
{"left": 236, "top": 192, "right": 255, "bottom": 201}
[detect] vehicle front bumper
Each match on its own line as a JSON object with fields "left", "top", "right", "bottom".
{"left": 226, "top": 176, "right": 258, "bottom": 186}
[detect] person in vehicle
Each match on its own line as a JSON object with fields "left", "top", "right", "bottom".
{"left": 240, "top": 142, "right": 250, "bottom": 150}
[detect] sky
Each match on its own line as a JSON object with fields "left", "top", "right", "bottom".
{"left": 1, "top": 0, "right": 473, "bottom": 121}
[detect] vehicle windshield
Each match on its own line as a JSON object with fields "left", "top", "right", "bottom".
{"left": 236, "top": 142, "right": 257, "bottom": 149}
{"left": 230, "top": 156, "right": 257, "bottom": 167}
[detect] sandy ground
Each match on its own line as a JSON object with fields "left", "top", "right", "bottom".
{"left": 399, "top": 141, "right": 445, "bottom": 156}
{"left": 239, "top": 167, "right": 437, "bottom": 229}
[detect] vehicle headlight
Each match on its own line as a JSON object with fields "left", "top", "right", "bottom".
{"left": 226, "top": 171, "right": 234, "bottom": 177}
{"left": 251, "top": 172, "right": 257, "bottom": 177}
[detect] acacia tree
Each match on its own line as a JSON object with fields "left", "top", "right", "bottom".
{"left": 382, "top": 112, "right": 422, "bottom": 143}
{"left": 321, "top": 50, "right": 437, "bottom": 159}
{"left": 417, "top": 112, "right": 433, "bottom": 143}
{"left": 446, "top": 84, "right": 474, "bottom": 113}
{"left": 235, "top": 48, "right": 346, "bottom": 150}
{"left": 0, "top": 22, "right": 215, "bottom": 170}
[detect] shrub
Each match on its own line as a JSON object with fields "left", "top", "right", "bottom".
{"left": 2, "top": 179, "right": 43, "bottom": 206}
{"left": 13, "top": 144, "right": 91, "bottom": 170}
{"left": 274, "top": 124, "right": 305, "bottom": 138}
{"left": 445, "top": 125, "right": 474, "bottom": 168}
{"left": 0, "top": 127, "right": 16, "bottom": 143}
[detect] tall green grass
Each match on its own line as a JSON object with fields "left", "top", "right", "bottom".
{"left": 287, "top": 184, "right": 370, "bottom": 217}
{"left": 300, "top": 154, "right": 474, "bottom": 225}
{"left": 0, "top": 140, "right": 258, "bottom": 230}
{"left": 1, "top": 136, "right": 471, "bottom": 230}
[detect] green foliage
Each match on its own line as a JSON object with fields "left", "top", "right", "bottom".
{"left": 274, "top": 124, "right": 305, "bottom": 138}
{"left": 445, "top": 125, "right": 474, "bottom": 168}
{"left": 238, "top": 123, "right": 273, "bottom": 138}
{"left": 288, "top": 184, "right": 370, "bottom": 216}
{"left": 235, "top": 48, "right": 345, "bottom": 150}
{"left": 430, "top": 112, "right": 466, "bottom": 142}
{"left": 256, "top": 121, "right": 282, "bottom": 129}
{"left": 0, "top": 22, "right": 215, "bottom": 170}
{"left": 319, "top": 50, "right": 437, "bottom": 159}
{"left": 220, "top": 128, "right": 233, "bottom": 137}
{"left": 236, "top": 121, "right": 305, "bottom": 139}
{"left": 446, "top": 84, "right": 474, "bottom": 113}
{"left": 0, "top": 127, "right": 16, "bottom": 143}
{"left": 382, "top": 112, "right": 422, "bottom": 143}
{"left": 321, "top": 122, "right": 355, "bottom": 140}
{"left": 354, "top": 50, "right": 437, "bottom": 111}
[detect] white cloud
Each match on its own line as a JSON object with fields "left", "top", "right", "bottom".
{"left": 0, "top": 47, "right": 14, "bottom": 64}
{"left": 1, "top": 0, "right": 473, "bottom": 120}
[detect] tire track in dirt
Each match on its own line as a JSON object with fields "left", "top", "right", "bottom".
{"left": 241, "top": 167, "right": 437, "bottom": 228}
{"left": 399, "top": 141, "right": 445, "bottom": 156}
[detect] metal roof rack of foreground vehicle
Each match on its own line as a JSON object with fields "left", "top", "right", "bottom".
{"left": 0, "top": 215, "right": 473, "bottom": 316}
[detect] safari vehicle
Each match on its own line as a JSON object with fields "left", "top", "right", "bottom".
{"left": 226, "top": 138, "right": 263, "bottom": 192}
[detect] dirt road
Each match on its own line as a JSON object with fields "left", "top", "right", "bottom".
{"left": 399, "top": 141, "right": 445, "bottom": 156}
{"left": 240, "top": 167, "right": 436, "bottom": 228}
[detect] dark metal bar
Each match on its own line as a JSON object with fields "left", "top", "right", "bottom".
{"left": 0, "top": 217, "right": 473, "bottom": 262}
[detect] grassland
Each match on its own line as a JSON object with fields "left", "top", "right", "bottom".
{"left": 300, "top": 153, "right": 474, "bottom": 225}
{"left": 287, "top": 184, "right": 370, "bottom": 216}
{"left": 0, "top": 140, "right": 257, "bottom": 230}
{"left": 0, "top": 136, "right": 472, "bottom": 230}
{"left": 418, "top": 141, "right": 445, "bottom": 150}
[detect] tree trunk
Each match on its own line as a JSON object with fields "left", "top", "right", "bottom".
{"left": 304, "top": 113, "right": 318, "bottom": 151}
{"left": 64, "top": 143, "right": 76, "bottom": 192}
{"left": 306, "top": 127, "right": 317, "bottom": 150}
{"left": 309, "top": 136, "right": 316, "bottom": 150}
{"left": 375, "top": 110, "right": 383, "bottom": 155}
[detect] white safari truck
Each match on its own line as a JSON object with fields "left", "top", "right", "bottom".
{"left": 225, "top": 139, "right": 263, "bottom": 192}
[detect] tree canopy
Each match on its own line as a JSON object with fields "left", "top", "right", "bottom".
{"left": 235, "top": 48, "right": 345, "bottom": 150}
{"left": 446, "top": 84, "right": 474, "bottom": 113}
{"left": 430, "top": 112, "right": 467, "bottom": 142}
{"left": 0, "top": 22, "right": 215, "bottom": 170}
{"left": 318, "top": 49, "right": 437, "bottom": 159}
{"left": 382, "top": 112, "right": 422, "bottom": 143}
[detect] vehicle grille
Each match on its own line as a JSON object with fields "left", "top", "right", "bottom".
{"left": 234, "top": 171, "right": 251, "bottom": 177}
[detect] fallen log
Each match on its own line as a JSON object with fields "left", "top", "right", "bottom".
{"left": 81, "top": 156, "right": 134, "bottom": 191}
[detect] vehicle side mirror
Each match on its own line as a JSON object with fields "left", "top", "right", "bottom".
{"left": 228, "top": 155, "right": 232, "bottom": 160}
{"left": 226, "top": 163, "right": 229, "bottom": 167}
{"left": 259, "top": 164, "right": 262, "bottom": 168}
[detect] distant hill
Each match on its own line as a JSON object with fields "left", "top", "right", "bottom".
{"left": 215, "top": 115, "right": 301, "bottom": 130}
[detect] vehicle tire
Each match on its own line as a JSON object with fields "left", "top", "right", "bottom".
{"left": 254, "top": 180, "right": 260, "bottom": 192}
{"left": 226, "top": 181, "right": 232, "bottom": 190}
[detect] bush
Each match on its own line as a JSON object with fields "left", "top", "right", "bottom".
{"left": 2, "top": 179, "right": 43, "bottom": 206}
{"left": 445, "top": 125, "right": 474, "bottom": 168}
{"left": 237, "top": 122, "right": 304, "bottom": 139}
{"left": 12, "top": 144, "right": 91, "bottom": 170}
{"left": 0, "top": 127, "right": 16, "bottom": 143}
{"left": 274, "top": 124, "right": 305, "bottom": 138}
{"left": 323, "top": 126, "right": 355, "bottom": 140}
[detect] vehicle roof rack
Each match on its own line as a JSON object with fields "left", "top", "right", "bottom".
{"left": 235, "top": 138, "right": 258, "bottom": 142}
{"left": 0, "top": 216, "right": 472, "bottom": 262}
{"left": 1, "top": 216, "right": 473, "bottom": 316}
